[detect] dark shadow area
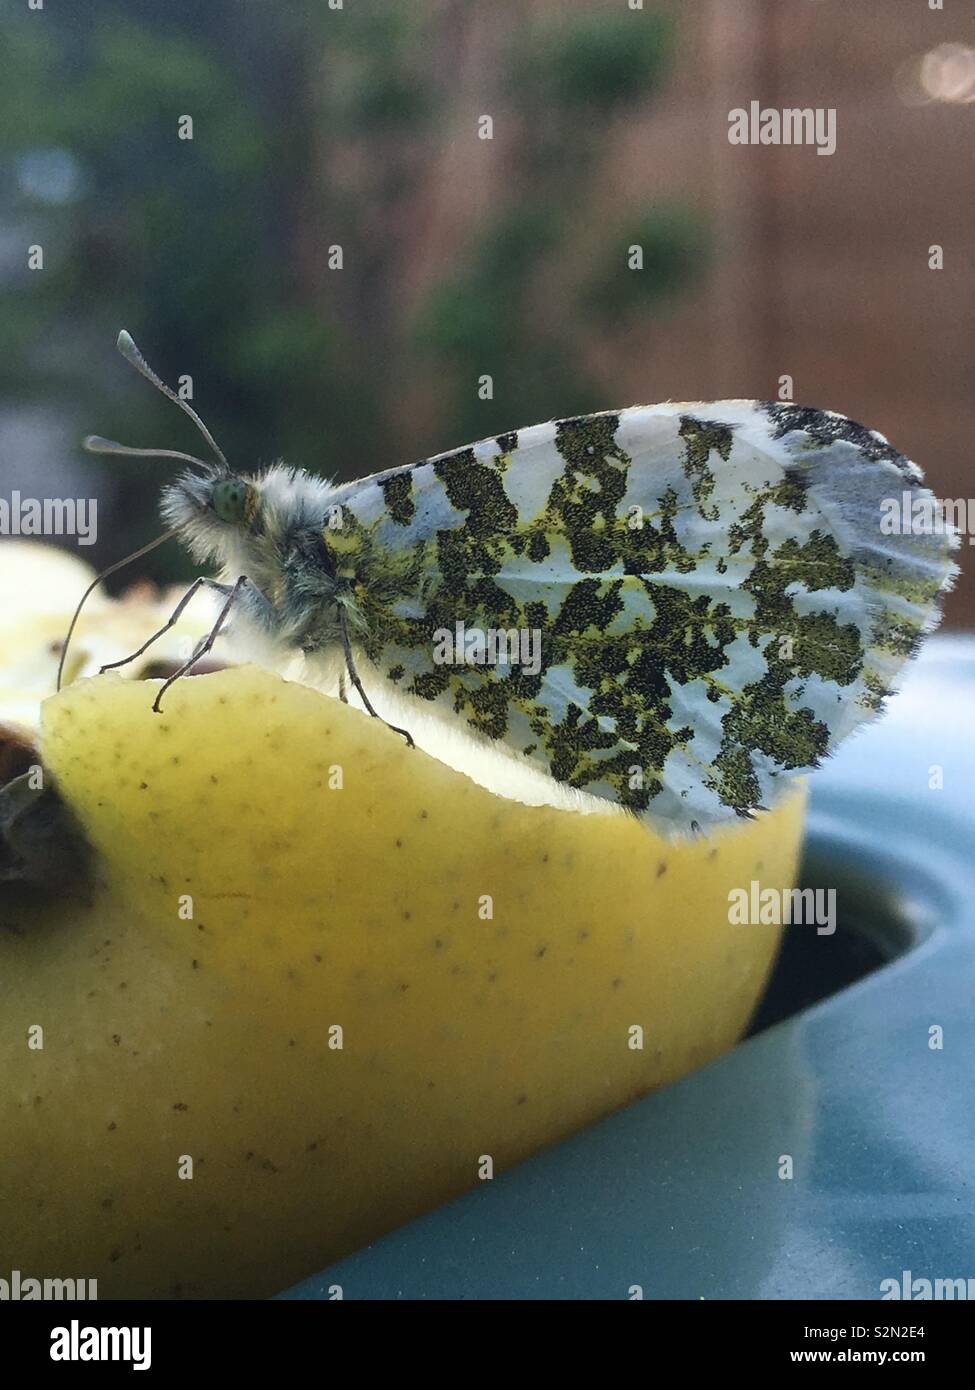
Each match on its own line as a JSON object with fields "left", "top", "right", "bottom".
{"left": 746, "top": 844, "right": 922, "bottom": 1036}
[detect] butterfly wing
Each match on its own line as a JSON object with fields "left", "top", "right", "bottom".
{"left": 325, "top": 402, "right": 956, "bottom": 834}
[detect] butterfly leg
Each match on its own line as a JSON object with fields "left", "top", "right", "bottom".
{"left": 152, "top": 575, "right": 249, "bottom": 713}
{"left": 98, "top": 576, "right": 234, "bottom": 674}
{"left": 338, "top": 609, "right": 414, "bottom": 749}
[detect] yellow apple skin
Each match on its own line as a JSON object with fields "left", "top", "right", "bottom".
{"left": 1, "top": 668, "right": 804, "bottom": 1298}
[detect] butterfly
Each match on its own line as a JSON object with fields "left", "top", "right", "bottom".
{"left": 71, "top": 332, "right": 957, "bottom": 837}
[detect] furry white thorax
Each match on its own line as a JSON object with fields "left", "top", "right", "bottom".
{"left": 161, "top": 462, "right": 340, "bottom": 648}
{"left": 162, "top": 462, "right": 333, "bottom": 570}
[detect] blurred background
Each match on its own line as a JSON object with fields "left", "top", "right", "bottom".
{"left": 0, "top": 0, "right": 972, "bottom": 622}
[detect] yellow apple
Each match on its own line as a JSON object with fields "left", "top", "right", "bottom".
{"left": 1, "top": 666, "right": 804, "bottom": 1298}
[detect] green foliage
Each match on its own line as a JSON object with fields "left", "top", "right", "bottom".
{"left": 519, "top": 12, "right": 673, "bottom": 111}
{"left": 586, "top": 206, "right": 708, "bottom": 321}
{"left": 417, "top": 206, "right": 561, "bottom": 358}
{"left": 0, "top": 0, "right": 702, "bottom": 584}
{"left": 416, "top": 8, "right": 697, "bottom": 443}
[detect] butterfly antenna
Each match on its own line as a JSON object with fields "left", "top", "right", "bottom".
{"left": 55, "top": 527, "right": 180, "bottom": 693}
{"left": 82, "top": 436, "right": 218, "bottom": 471}
{"left": 115, "top": 329, "right": 230, "bottom": 473}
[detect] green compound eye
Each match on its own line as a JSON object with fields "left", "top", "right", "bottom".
{"left": 212, "top": 479, "right": 257, "bottom": 527}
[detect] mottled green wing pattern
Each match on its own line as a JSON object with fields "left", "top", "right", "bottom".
{"left": 324, "top": 402, "right": 956, "bottom": 834}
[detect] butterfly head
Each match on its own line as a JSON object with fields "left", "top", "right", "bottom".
{"left": 161, "top": 468, "right": 259, "bottom": 529}
{"left": 81, "top": 330, "right": 271, "bottom": 565}
{"left": 212, "top": 477, "right": 260, "bottom": 528}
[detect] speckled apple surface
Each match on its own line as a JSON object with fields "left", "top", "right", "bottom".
{"left": 1, "top": 667, "right": 803, "bottom": 1298}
